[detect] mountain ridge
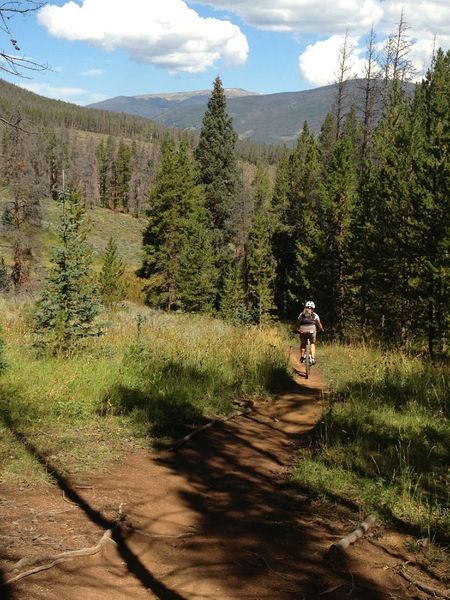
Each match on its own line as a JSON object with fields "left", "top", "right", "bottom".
{"left": 88, "top": 81, "right": 360, "bottom": 146}
{"left": 88, "top": 80, "right": 415, "bottom": 146}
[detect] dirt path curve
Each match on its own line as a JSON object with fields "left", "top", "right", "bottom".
{"left": 1, "top": 352, "right": 426, "bottom": 599}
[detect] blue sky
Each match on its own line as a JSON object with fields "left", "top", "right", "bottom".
{"left": 2, "top": 0, "right": 449, "bottom": 105}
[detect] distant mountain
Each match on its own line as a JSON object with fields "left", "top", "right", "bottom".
{"left": 89, "top": 80, "right": 416, "bottom": 146}
{"left": 88, "top": 88, "right": 259, "bottom": 127}
{"left": 88, "top": 82, "right": 363, "bottom": 146}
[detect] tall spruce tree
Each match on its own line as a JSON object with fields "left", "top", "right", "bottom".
{"left": 96, "top": 136, "right": 114, "bottom": 208}
{"left": 141, "top": 137, "right": 216, "bottom": 312}
{"left": 411, "top": 49, "right": 450, "bottom": 354}
{"left": 363, "top": 82, "right": 419, "bottom": 346}
{"left": 247, "top": 210, "right": 276, "bottom": 324}
{"left": 245, "top": 163, "right": 275, "bottom": 324}
{"left": 34, "top": 190, "right": 100, "bottom": 353}
{"left": 316, "top": 136, "right": 358, "bottom": 337}
{"left": 272, "top": 123, "right": 320, "bottom": 320}
{"left": 195, "top": 76, "right": 240, "bottom": 273}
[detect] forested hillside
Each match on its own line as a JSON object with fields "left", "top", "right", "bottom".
{"left": 89, "top": 79, "right": 414, "bottom": 146}
{"left": 1, "top": 46, "right": 449, "bottom": 355}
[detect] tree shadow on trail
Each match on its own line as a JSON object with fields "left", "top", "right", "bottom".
{"left": 133, "top": 373, "right": 398, "bottom": 599}
{"left": 0, "top": 385, "right": 187, "bottom": 600}
{"left": 0, "top": 568, "right": 12, "bottom": 600}
{"left": 99, "top": 357, "right": 294, "bottom": 445}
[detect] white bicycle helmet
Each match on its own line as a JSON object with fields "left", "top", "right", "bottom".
{"left": 305, "top": 300, "right": 315, "bottom": 309}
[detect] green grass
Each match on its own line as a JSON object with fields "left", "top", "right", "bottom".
{"left": 0, "top": 299, "right": 289, "bottom": 483}
{"left": 291, "top": 343, "right": 450, "bottom": 541}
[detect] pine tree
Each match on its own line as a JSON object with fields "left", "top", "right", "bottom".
{"left": 34, "top": 190, "right": 100, "bottom": 353}
{"left": 220, "top": 262, "right": 250, "bottom": 324}
{"left": 247, "top": 209, "right": 276, "bottom": 324}
{"left": 176, "top": 139, "right": 217, "bottom": 312}
{"left": 411, "top": 49, "right": 450, "bottom": 354}
{"left": 316, "top": 136, "right": 358, "bottom": 338}
{"left": 141, "top": 137, "right": 217, "bottom": 312}
{"left": 362, "top": 82, "right": 419, "bottom": 345}
{"left": 97, "top": 136, "right": 114, "bottom": 208}
{"left": 115, "top": 140, "right": 133, "bottom": 212}
{"left": 195, "top": 76, "right": 240, "bottom": 255}
{"left": 272, "top": 123, "right": 320, "bottom": 320}
{"left": 99, "top": 236, "right": 127, "bottom": 309}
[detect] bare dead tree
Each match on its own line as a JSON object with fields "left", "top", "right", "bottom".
{"left": 0, "top": 1, "right": 47, "bottom": 129}
{"left": 334, "top": 30, "right": 355, "bottom": 141}
{"left": 381, "top": 9, "right": 416, "bottom": 99}
{"left": 1, "top": 126, "right": 41, "bottom": 291}
{"left": 358, "top": 26, "right": 382, "bottom": 161}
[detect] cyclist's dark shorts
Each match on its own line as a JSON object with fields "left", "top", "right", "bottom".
{"left": 299, "top": 326, "right": 316, "bottom": 345}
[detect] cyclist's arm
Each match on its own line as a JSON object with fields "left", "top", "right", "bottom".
{"left": 315, "top": 317, "right": 324, "bottom": 332}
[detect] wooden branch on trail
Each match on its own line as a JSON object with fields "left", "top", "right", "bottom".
{"left": 3, "top": 526, "right": 117, "bottom": 585}
{"left": 396, "top": 566, "right": 450, "bottom": 599}
{"left": 329, "top": 514, "right": 376, "bottom": 553}
{"left": 169, "top": 408, "right": 251, "bottom": 451}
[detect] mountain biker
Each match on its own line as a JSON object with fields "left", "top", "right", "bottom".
{"left": 295, "top": 301, "right": 324, "bottom": 365}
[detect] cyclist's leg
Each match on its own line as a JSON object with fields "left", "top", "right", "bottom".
{"left": 299, "top": 332, "right": 307, "bottom": 361}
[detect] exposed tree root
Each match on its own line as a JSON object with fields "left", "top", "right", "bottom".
{"left": 396, "top": 566, "right": 450, "bottom": 599}
{"left": 3, "top": 523, "right": 120, "bottom": 585}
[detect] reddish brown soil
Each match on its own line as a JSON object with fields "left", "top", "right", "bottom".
{"left": 1, "top": 353, "right": 448, "bottom": 599}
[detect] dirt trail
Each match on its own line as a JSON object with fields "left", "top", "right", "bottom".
{"left": 0, "top": 353, "right": 439, "bottom": 599}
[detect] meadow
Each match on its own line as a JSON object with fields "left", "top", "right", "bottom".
{"left": 1, "top": 297, "right": 448, "bottom": 544}
{"left": 0, "top": 299, "right": 289, "bottom": 484}
{"left": 292, "top": 343, "right": 450, "bottom": 541}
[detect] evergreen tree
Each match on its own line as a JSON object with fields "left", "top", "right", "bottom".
{"left": 316, "top": 136, "right": 358, "bottom": 337}
{"left": 176, "top": 139, "right": 217, "bottom": 312}
{"left": 141, "top": 137, "right": 216, "bottom": 311}
{"left": 115, "top": 140, "right": 133, "bottom": 212}
{"left": 411, "top": 49, "right": 450, "bottom": 354}
{"left": 99, "top": 236, "right": 127, "bottom": 309}
{"left": 220, "top": 262, "right": 250, "bottom": 324}
{"left": 247, "top": 209, "right": 276, "bottom": 324}
{"left": 272, "top": 123, "right": 320, "bottom": 320}
{"left": 34, "top": 190, "right": 100, "bottom": 353}
{"left": 195, "top": 76, "right": 239, "bottom": 255}
{"left": 362, "top": 82, "right": 419, "bottom": 345}
{"left": 97, "top": 136, "right": 114, "bottom": 208}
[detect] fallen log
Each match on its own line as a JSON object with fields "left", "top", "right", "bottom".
{"left": 329, "top": 514, "right": 376, "bottom": 553}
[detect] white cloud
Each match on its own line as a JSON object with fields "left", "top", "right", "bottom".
{"left": 294, "top": 1, "right": 450, "bottom": 86}
{"left": 190, "top": 0, "right": 384, "bottom": 34}
{"left": 81, "top": 68, "right": 103, "bottom": 76}
{"left": 195, "top": 0, "right": 450, "bottom": 38}
{"left": 19, "top": 82, "right": 108, "bottom": 105}
{"left": 299, "top": 35, "right": 367, "bottom": 87}
{"left": 37, "top": 0, "right": 248, "bottom": 74}
{"left": 382, "top": 1, "right": 450, "bottom": 37}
